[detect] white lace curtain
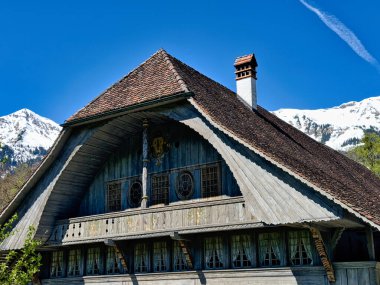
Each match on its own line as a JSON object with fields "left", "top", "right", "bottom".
{"left": 153, "top": 241, "right": 168, "bottom": 271}
{"left": 288, "top": 230, "right": 313, "bottom": 265}
{"left": 135, "top": 243, "right": 149, "bottom": 272}
{"left": 258, "top": 232, "right": 282, "bottom": 265}
{"left": 68, "top": 249, "right": 81, "bottom": 276}
{"left": 87, "top": 247, "right": 101, "bottom": 274}
{"left": 204, "top": 237, "right": 224, "bottom": 269}
{"left": 50, "top": 251, "right": 63, "bottom": 277}
{"left": 231, "top": 235, "right": 254, "bottom": 264}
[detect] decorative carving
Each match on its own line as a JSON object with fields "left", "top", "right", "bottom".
{"left": 150, "top": 136, "right": 170, "bottom": 165}
{"left": 176, "top": 171, "right": 194, "bottom": 200}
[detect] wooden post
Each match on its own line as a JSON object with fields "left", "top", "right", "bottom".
{"left": 310, "top": 227, "right": 336, "bottom": 283}
{"left": 141, "top": 119, "right": 149, "bottom": 208}
{"left": 366, "top": 227, "right": 375, "bottom": 261}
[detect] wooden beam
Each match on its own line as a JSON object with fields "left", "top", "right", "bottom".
{"left": 104, "top": 240, "right": 128, "bottom": 272}
{"left": 178, "top": 240, "right": 194, "bottom": 270}
{"left": 365, "top": 227, "right": 375, "bottom": 261}
{"left": 310, "top": 227, "right": 335, "bottom": 283}
{"left": 331, "top": 227, "right": 345, "bottom": 251}
{"left": 170, "top": 232, "right": 193, "bottom": 269}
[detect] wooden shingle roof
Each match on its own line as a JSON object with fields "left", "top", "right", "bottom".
{"left": 66, "top": 49, "right": 380, "bottom": 228}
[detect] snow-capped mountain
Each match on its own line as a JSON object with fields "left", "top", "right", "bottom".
{"left": 273, "top": 96, "right": 380, "bottom": 151}
{"left": 0, "top": 108, "right": 61, "bottom": 168}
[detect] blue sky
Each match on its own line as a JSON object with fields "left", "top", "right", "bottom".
{"left": 0, "top": 0, "right": 379, "bottom": 124}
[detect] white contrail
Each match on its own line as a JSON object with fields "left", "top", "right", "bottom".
{"left": 299, "top": 0, "right": 380, "bottom": 70}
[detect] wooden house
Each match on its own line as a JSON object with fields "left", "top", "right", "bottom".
{"left": 1, "top": 49, "right": 380, "bottom": 285}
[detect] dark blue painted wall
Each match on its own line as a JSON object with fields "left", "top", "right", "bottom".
{"left": 78, "top": 122, "right": 240, "bottom": 216}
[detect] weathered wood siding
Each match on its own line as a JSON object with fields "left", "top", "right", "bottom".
{"left": 40, "top": 262, "right": 380, "bottom": 285}
{"left": 78, "top": 123, "right": 240, "bottom": 216}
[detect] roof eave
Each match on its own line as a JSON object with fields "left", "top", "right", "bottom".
{"left": 62, "top": 91, "right": 193, "bottom": 128}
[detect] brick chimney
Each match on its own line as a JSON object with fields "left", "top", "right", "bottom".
{"left": 234, "top": 54, "right": 258, "bottom": 109}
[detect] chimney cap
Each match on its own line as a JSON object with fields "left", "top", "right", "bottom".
{"left": 234, "top": 54, "right": 258, "bottom": 67}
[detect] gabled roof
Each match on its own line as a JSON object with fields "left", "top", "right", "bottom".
{"left": 65, "top": 49, "right": 380, "bottom": 229}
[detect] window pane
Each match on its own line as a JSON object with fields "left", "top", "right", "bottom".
{"left": 288, "top": 230, "right": 313, "bottom": 266}
{"left": 201, "top": 165, "right": 220, "bottom": 198}
{"left": 107, "top": 182, "right": 121, "bottom": 212}
{"left": 204, "top": 237, "right": 224, "bottom": 269}
{"left": 86, "top": 247, "right": 102, "bottom": 275}
{"left": 134, "top": 243, "right": 149, "bottom": 273}
{"left": 153, "top": 241, "right": 168, "bottom": 272}
{"left": 68, "top": 249, "right": 82, "bottom": 276}
{"left": 231, "top": 235, "right": 253, "bottom": 268}
{"left": 258, "top": 232, "right": 282, "bottom": 267}
{"left": 50, "top": 251, "right": 64, "bottom": 278}
{"left": 151, "top": 174, "right": 169, "bottom": 205}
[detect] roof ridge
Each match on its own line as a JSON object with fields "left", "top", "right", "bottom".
{"left": 160, "top": 50, "right": 190, "bottom": 93}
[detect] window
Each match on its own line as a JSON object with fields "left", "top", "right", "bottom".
{"left": 129, "top": 180, "right": 143, "bottom": 208}
{"left": 134, "top": 243, "right": 149, "bottom": 273}
{"left": 173, "top": 241, "right": 189, "bottom": 271}
{"left": 151, "top": 174, "right": 169, "bottom": 205}
{"left": 288, "top": 231, "right": 313, "bottom": 266}
{"left": 106, "top": 247, "right": 124, "bottom": 274}
{"left": 204, "top": 237, "right": 225, "bottom": 269}
{"left": 86, "top": 247, "right": 102, "bottom": 275}
{"left": 201, "top": 165, "right": 220, "bottom": 198}
{"left": 50, "top": 251, "right": 64, "bottom": 278}
{"left": 107, "top": 182, "right": 121, "bottom": 212}
{"left": 176, "top": 171, "right": 194, "bottom": 200}
{"left": 153, "top": 241, "right": 168, "bottom": 272}
{"left": 231, "top": 235, "right": 254, "bottom": 268}
{"left": 258, "top": 232, "right": 283, "bottom": 267}
{"left": 67, "top": 249, "right": 82, "bottom": 277}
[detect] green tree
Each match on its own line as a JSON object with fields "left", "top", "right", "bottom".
{"left": 348, "top": 133, "right": 380, "bottom": 176}
{"left": 0, "top": 214, "right": 42, "bottom": 285}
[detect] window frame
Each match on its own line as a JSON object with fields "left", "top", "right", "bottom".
{"left": 201, "top": 164, "right": 221, "bottom": 198}
{"left": 67, "top": 248, "right": 83, "bottom": 277}
{"left": 86, "top": 247, "right": 103, "bottom": 275}
{"left": 151, "top": 173, "right": 169, "bottom": 205}
{"left": 258, "top": 232, "right": 285, "bottom": 267}
{"left": 50, "top": 250, "right": 65, "bottom": 278}
{"left": 288, "top": 230, "right": 314, "bottom": 266}
{"left": 203, "top": 236, "right": 226, "bottom": 270}
{"left": 230, "top": 234, "right": 255, "bottom": 269}
{"left": 106, "top": 181, "right": 122, "bottom": 212}
{"left": 134, "top": 242, "right": 149, "bottom": 273}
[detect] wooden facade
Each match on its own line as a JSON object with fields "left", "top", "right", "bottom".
{"left": 1, "top": 50, "right": 380, "bottom": 284}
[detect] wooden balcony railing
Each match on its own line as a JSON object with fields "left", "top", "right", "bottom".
{"left": 47, "top": 196, "right": 261, "bottom": 245}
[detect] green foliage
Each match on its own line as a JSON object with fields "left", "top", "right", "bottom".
{"left": 348, "top": 133, "right": 380, "bottom": 176}
{"left": 0, "top": 214, "right": 42, "bottom": 285}
{"left": 0, "top": 164, "right": 35, "bottom": 212}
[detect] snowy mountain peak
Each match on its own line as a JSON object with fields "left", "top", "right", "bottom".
{"left": 273, "top": 96, "right": 380, "bottom": 151}
{"left": 0, "top": 109, "right": 61, "bottom": 168}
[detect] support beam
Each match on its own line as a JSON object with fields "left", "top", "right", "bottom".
{"left": 331, "top": 227, "right": 345, "bottom": 251}
{"left": 366, "top": 227, "right": 376, "bottom": 261}
{"left": 310, "top": 227, "right": 335, "bottom": 283}
{"left": 170, "top": 232, "right": 193, "bottom": 269}
{"left": 104, "top": 239, "right": 129, "bottom": 272}
{"left": 141, "top": 119, "right": 149, "bottom": 208}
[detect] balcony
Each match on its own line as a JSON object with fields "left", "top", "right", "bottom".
{"left": 47, "top": 196, "right": 261, "bottom": 245}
